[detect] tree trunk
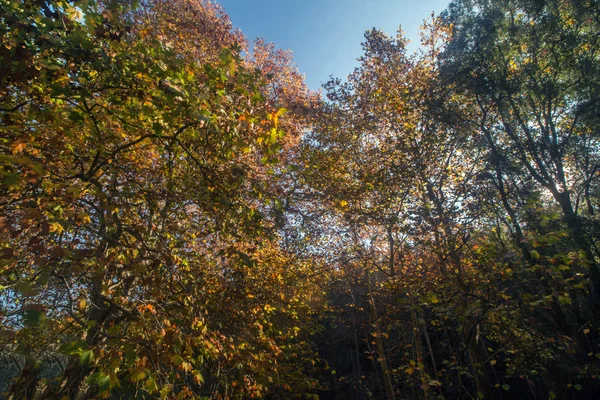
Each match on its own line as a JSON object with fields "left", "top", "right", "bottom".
{"left": 366, "top": 269, "right": 395, "bottom": 400}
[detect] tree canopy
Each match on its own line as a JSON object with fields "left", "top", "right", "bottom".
{"left": 1, "top": 0, "right": 600, "bottom": 399}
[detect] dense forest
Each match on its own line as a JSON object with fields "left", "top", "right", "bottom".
{"left": 1, "top": 0, "right": 600, "bottom": 398}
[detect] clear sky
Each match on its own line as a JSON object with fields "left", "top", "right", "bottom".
{"left": 216, "top": 0, "right": 450, "bottom": 91}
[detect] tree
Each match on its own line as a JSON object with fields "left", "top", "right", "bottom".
{"left": 1, "top": 1, "right": 324, "bottom": 398}
{"left": 441, "top": 0, "right": 600, "bottom": 300}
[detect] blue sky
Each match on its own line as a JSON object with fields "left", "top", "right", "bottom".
{"left": 216, "top": 0, "right": 450, "bottom": 91}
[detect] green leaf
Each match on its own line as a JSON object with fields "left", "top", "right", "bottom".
{"left": 15, "top": 282, "right": 36, "bottom": 297}
{"left": 23, "top": 305, "right": 45, "bottom": 326}
{"left": 194, "top": 371, "right": 204, "bottom": 384}
{"left": 60, "top": 340, "right": 87, "bottom": 355}
{"left": 145, "top": 377, "right": 159, "bottom": 393}
{"left": 160, "top": 386, "right": 172, "bottom": 399}
{"left": 98, "top": 373, "right": 111, "bottom": 392}
{"left": 124, "top": 344, "right": 137, "bottom": 363}
{"left": 68, "top": 110, "right": 85, "bottom": 122}
{"left": 80, "top": 349, "right": 94, "bottom": 365}
{"left": 2, "top": 173, "right": 20, "bottom": 188}
{"left": 88, "top": 372, "right": 111, "bottom": 393}
{"left": 130, "top": 366, "right": 148, "bottom": 382}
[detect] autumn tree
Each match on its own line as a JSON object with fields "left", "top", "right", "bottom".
{"left": 441, "top": 0, "right": 600, "bottom": 300}
{"left": 299, "top": 7, "right": 600, "bottom": 398}
{"left": 3, "top": 0, "right": 600, "bottom": 399}
{"left": 1, "top": 0, "right": 325, "bottom": 398}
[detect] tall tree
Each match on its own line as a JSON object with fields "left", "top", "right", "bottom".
{"left": 441, "top": 0, "right": 600, "bottom": 299}
{"left": 1, "top": 1, "right": 324, "bottom": 398}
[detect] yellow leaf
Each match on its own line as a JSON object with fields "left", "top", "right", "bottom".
{"left": 12, "top": 142, "right": 26, "bottom": 154}
{"left": 49, "top": 222, "right": 64, "bottom": 234}
{"left": 130, "top": 366, "right": 148, "bottom": 382}
{"left": 179, "top": 362, "right": 192, "bottom": 372}
{"left": 78, "top": 212, "right": 91, "bottom": 224}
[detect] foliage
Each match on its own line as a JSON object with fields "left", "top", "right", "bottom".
{"left": 2, "top": 0, "right": 600, "bottom": 399}
{"left": 1, "top": 0, "right": 323, "bottom": 399}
